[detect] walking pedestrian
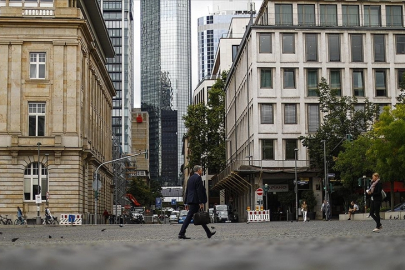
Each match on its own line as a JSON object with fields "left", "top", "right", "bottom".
{"left": 321, "top": 200, "right": 331, "bottom": 221}
{"left": 103, "top": 209, "right": 109, "bottom": 224}
{"left": 178, "top": 165, "right": 216, "bottom": 239}
{"left": 367, "top": 172, "right": 383, "bottom": 232}
{"left": 301, "top": 200, "right": 308, "bottom": 222}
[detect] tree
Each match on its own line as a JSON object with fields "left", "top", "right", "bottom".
{"left": 127, "top": 178, "right": 162, "bottom": 208}
{"left": 300, "top": 77, "right": 379, "bottom": 179}
{"left": 183, "top": 103, "right": 208, "bottom": 169}
{"left": 206, "top": 71, "right": 227, "bottom": 174}
{"left": 183, "top": 71, "right": 227, "bottom": 174}
{"left": 367, "top": 104, "right": 405, "bottom": 209}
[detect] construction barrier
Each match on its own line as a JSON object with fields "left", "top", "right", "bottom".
{"left": 247, "top": 210, "right": 270, "bottom": 223}
{"left": 60, "top": 214, "right": 83, "bottom": 225}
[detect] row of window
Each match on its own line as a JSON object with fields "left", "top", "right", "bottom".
{"left": 262, "top": 139, "right": 297, "bottom": 160}
{"left": 272, "top": 3, "right": 402, "bottom": 27}
{"left": 260, "top": 68, "right": 403, "bottom": 98}
{"left": 259, "top": 33, "right": 405, "bottom": 62}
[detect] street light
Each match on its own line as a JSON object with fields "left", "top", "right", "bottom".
{"left": 322, "top": 140, "right": 328, "bottom": 202}
{"left": 36, "top": 142, "right": 42, "bottom": 225}
{"left": 93, "top": 149, "right": 148, "bottom": 225}
{"left": 294, "top": 148, "right": 298, "bottom": 222}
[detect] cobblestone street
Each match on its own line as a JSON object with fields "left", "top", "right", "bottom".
{"left": 0, "top": 220, "right": 404, "bottom": 270}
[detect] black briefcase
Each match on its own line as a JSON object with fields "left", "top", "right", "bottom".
{"left": 193, "top": 209, "right": 210, "bottom": 225}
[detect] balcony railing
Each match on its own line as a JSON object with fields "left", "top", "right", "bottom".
{"left": 22, "top": 8, "right": 54, "bottom": 17}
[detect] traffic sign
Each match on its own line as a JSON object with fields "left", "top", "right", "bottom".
{"left": 328, "top": 173, "right": 335, "bottom": 178}
{"left": 256, "top": 188, "right": 263, "bottom": 196}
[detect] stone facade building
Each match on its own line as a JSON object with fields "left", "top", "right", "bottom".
{"left": 0, "top": 0, "right": 115, "bottom": 223}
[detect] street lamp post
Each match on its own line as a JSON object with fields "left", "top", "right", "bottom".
{"left": 94, "top": 150, "right": 148, "bottom": 225}
{"left": 36, "top": 142, "right": 42, "bottom": 225}
{"left": 45, "top": 153, "right": 49, "bottom": 206}
{"left": 322, "top": 140, "right": 328, "bottom": 202}
{"left": 294, "top": 148, "right": 298, "bottom": 222}
{"left": 363, "top": 175, "right": 367, "bottom": 213}
{"left": 264, "top": 184, "right": 269, "bottom": 210}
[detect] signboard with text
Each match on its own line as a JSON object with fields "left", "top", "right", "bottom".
{"left": 267, "top": 184, "right": 288, "bottom": 192}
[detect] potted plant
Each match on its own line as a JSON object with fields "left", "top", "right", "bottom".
{"left": 278, "top": 190, "right": 296, "bottom": 220}
{"left": 302, "top": 190, "right": 317, "bottom": 220}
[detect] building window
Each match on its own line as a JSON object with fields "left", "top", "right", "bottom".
{"left": 397, "top": 69, "right": 405, "bottom": 88}
{"left": 396, "top": 35, "right": 405, "bottom": 54}
{"left": 328, "top": 34, "right": 340, "bottom": 62}
{"left": 375, "top": 70, "right": 387, "bottom": 97}
{"left": 285, "top": 140, "right": 297, "bottom": 160}
{"left": 282, "top": 33, "right": 295, "bottom": 54}
{"left": 284, "top": 104, "right": 297, "bottom": 124}
{"left": 275, "top": 4, "right": 292, "bottom": 26}
{"left": 262, "top": 139, "right": 274, "bottom": 160}
{"left": 298, "top": 4, "right": 315, "bottom": 26}
{"left": 330, "top": 70, "right": 341, "bottom": 96}
{"left": 351, "top": 34, "right": 363, "bottom": 62}
{"left": 260, "top": 69, "right": 272, "bottom": 88}
{"left": 386, "top": 6, "right": 403, "bottom": 27}
{"left": 29, "top": 103, "right": 45, "bottom": 136}
{"left": 232, "top": 45, "right": 239, "bottom": 61}
{"left": 24, "top": 162, "right": 48, "bottom": 201}
{"left": 260, "top": 104, "right": 274, "bottom": 124}
{"left": 353, "top": 70, "right": 364, "bottom": 97}
{"left": 320, "top": 5, "right": 337, "bottom": 26}
{"left": 374, "top": 35, "right": 385, "bottom": 62}
{"left": 305, "top": 33, "right": 317, "bottom": 61}
{"left": 283, "top": 69, "right": 295, "bottom": 89}
{"left": 342, "top": 5, "right": 359, "bottom": 26}
{"left": 29, "top": 52, "right": 46, "bottom": 79}
{"left": 364, "top": 5, "right": 381, "bottom": 27}
{"left": 307, "top": 69, "right": 318, "bottom": 97}
{"left": 259, "top": 33, "right": 271, "bottom": 53}
{"left": 308, "top": 104, "right": 320, "bottom": 133}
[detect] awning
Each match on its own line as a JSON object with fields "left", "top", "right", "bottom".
{"left": 383, "top": 182, "right": 405, "bottom": 193}
{"left": 212, "top": 171, "right": 251, "bottom": 194}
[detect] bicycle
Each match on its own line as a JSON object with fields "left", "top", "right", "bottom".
{"left": 0, "top": 214, "right": 13, "bottom": 225}
{"left": 43, "top": 215, "right": 59, "bottom": 225}
{"left": 14, "top": 217, "right": 27, "bottom": 225}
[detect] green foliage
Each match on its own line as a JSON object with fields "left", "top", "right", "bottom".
{"left": 396, "top": 72, "right": 405, "bottom": 104}
{"left": 334, "top": 135, "right": 376, "bottom": 189}
{"left": 301, "top": 190, "right": 317, "bottom": 212}
{"left": 300, "top": 77, "right": 379, "bottom": 177}
{"left": 127, "top": 178, "right": 162, "bottom": 208}
{"left": 368, "top": 104, "right": 405, "bottom": 182}
{"left": 183, "top": 71, "right": 227, "bottom": 174}
{"left": 277, "top": 191, "right": 295, "bottom": 212}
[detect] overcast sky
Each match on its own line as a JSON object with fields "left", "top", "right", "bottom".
{"left": 132, "top": 0, "right": 263, "bottom": 108}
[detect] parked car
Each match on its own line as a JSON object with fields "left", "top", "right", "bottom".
{"left": 178, "top": 210, "right": 193, "bottom": 224}
{"left": 209, "top": 208, "right": 214, "bottom": 223}
{"left": 387, "top": 202, "right": 405, "bottom": 212}
{"left": 214, "top": 205, "right": 239, "bottom": 223}
{"left": 169, "top": 211, "right": 179, "bottom": 223}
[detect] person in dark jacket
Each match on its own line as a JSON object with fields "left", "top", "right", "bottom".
{"left": 178, "top": 165, "right": 216, "bottom": 239}
{"left": 367, "top": 172, "right": 383, "bottom": 232}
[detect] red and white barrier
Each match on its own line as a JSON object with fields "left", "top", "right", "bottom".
{"left": 60, "top": 214, "right": 82, "bottom": 225}
{"left": 247, "top": 210, "right": 270, "bottom": 223}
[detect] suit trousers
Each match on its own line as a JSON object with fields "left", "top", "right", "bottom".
{"left": 179, "top": 204, "right": 211, "bottom": 236}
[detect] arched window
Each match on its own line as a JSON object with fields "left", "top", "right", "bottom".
{"left": 24, "top": 162, "right": 48, "bottom": 201}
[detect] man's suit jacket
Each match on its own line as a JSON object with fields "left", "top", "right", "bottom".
{"left": 184, "top": 173, "right": 207, "bottom": 205}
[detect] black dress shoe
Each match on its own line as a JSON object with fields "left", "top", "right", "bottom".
{"left": 178, "top": 235, "right": 191, "bottom": 239}
{"left": 207, "top": 231, "right": 216, "bottom": 238}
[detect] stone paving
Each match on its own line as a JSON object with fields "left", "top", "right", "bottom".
{"left": 0, "top": 219, "right": 404, "bottom": 270}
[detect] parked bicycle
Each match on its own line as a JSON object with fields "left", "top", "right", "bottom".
{"left": 14, "top": 216, "right": 27, "bottom": 225}
{"left": 0, "top": 214, "right": 13, "bottom": 225}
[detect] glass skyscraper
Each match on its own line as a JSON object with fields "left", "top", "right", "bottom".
{"left": 99, "top": 0, "right": 134, "bottom": 154}
{"left": 141, "top": 0, "right": 191, "bottom": 186}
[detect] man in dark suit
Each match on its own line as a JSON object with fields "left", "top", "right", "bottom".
{"left": 178, "top": 165, "right": 216, "bottom": 239}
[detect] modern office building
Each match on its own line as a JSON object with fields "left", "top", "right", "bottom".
{"left": 129, "top": 108, "right": 149, "bottom": 183}
{"left": 213, "top": 0, "right": 403, "bottom": 221}
{"left": 99, "top": 0, "right": 134, "bottom": 154}
{"left": 140, "top": 0, "right": 191, "bottom": 186}
{"left": 0, "top": 0, "right": 115, "bottom": 223}
{"left": 197, "top": 1, "right": 253, "bottom": 82}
